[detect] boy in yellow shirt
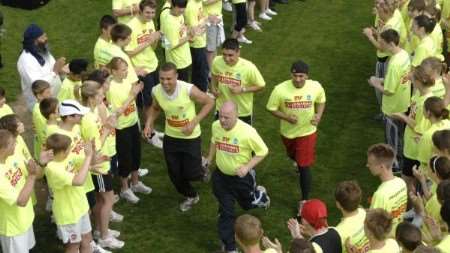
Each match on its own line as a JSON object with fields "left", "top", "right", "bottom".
{"left": 0, "top": 87, "right": 14, "bottom": 118}
{"left": 93, "top": 15, "right": 118, "bottom": 69}
{"left": 160, "top": 0, "right": 192, "bottom": 81}
{"left": 234, "top": 214, "right": 278, "bottom": 253}
{"left": 0, "top": 130, "right": 41, "bottom": 253}
{"left": 266, "top": 60, "right": 325, "bottom": 201}
{"left": 57, "top": 59, "right": 88, "bottom": 102}
{"left": 367, "top": 144, "right": 407, "bottom": 237}
{"left": 31, "top": 80, "right": 52, "bottom": 160}
{"left": 45, "top": 134, "right": 95, "bottom": 253}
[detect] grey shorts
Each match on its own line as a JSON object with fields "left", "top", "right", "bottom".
{"left": 0, "top": 225, "right": 35, "bottom": 253}
{"left": 207, "top": 22, "right": 225, "bottom": 52}
{"left": 57, "top": 213, "right": 92, "bottom": 244}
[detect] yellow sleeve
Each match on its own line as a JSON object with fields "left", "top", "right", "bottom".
{"left": 266, "top": 87, "right": 281, "bottom": 111}
{"left": 248, "top": 128, "right": 268, "bottom": 157}
{"left": 80, "top": 114, "right": 99, "bottom": 142}
{"left": 46, "top": 165, "right": 74, "bottom": 190}
{"left": 370, "top": 190, "right": 386, "bottom": 209}
{"left": 248, "top": 63, "right": 265, "bottom": 87}
{"left": 315, "top": 84, "right": 326, "bottom": 103}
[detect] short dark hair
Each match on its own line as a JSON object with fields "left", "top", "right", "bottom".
{"left": 430, "top": 156, "right": 450, "bottom": 180}
{"left": 160, "top": 62, "right": 177, "bottom": 72}
{"left": 414, "top": 14, "right": 437, "bottom": 34}
{"left": 335, "top": 180, "right": 362, "bottom": 212}
{"left": 40, "top": 98, "right": 59, "bottom": 120}
{"left": 171, "top": 0, "right": 187, "bottom": 8}
{"left": 99, "top": 15, "right": 117, "bottom": 30}
{"left": 0, "top": 114, "right": 20, "bottom": 136}
{"left": 139, "top": 0, "right": 157, "bottom": 11}
{"left": 69, "top": 59, "right": 89, "bottom": 75}
{"left": 0, "top": 86, "right": 6, "bottom": 98}
{"left": 441, "top": 200, "right": 450, "bottom": 226}
{"left": 110, "top": 24, "right": 132, "bottom": 42}
{"left": 31, "top": 80, "right": 50, "bottom": 96}
{"left": 222, "top": 38, "right": 240, "bottom": 51}
{"left": 289, "top": 238, "right": 316, "bottom": 253}
{"left": 367, "top": 143, "right": 395, "bottom": 168}
{"left": 291, "top": 60, "right": 309, "bottom": 74}
{"left": 46, "top": 134, "right": 71, "bottom": 155}
{"left": 380, "top": 29, "right": 400, "bottom": 46}
{"left": 395, "top": 222, "right": 422, "bottom": 251}
{"left": 86, "top": 69, "right": 110, "bottom": 85}
{"left": 437, "top": 180, "right": 450, "bottom": 204}
{"left": 432, "top": 129, "right": 450, "bottom": 153}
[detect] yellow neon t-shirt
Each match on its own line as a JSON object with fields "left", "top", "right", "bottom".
{"left": 376, "top": 9, "right": 407, "bottom": 58}
{"left": 125, "top": 17, "right": 158, "bottom": 73}
{"left": 185, "top": 0, "right": 207, "bottom": 48}
{"left": 336, "top": 208, "right": 370, "bottom": 253}
{"left": 47, "top": 125, "right": 95, "bottom": 193}
{"left": 0, "top": 156, "right": 34, "bottom": 236}
{"left": 212, "top": 56, "right": 265, "bottom": 117}
{"left": 112, "top": 0, "right": 140, "bottom": 24}
{"left": 152, "top": 81, "right": 201, "bottom": 139}
{"left": 106, "top": 79, "right": 139, "bottom": 130}
{"left": 93, "top": 37, "right": 114, "bottom": 69}
{"left": 58, "top": 78, "right": 81, "bottom": 102}
{"left": 102, "top": 106, "right": 117, "bottom": 157}
{"left": 45, "top": 154, "right": 89, "bottom": 225}
{"left": 14, "top": 135, "right": 32, "bottom": 163}
{"left": 417, "top": 120, "right": 450, "bottom": 167}
{"left": 109, "top": 43, "right": 139, "bottom": 84}
{"left": 231, "top": 0, "right": 246, "bottom": 4}
{"left": 203, "top": 0, "right": 222, "bottom": 17}
{"left": 32, "top": 102, "right": 47, "bottom": 160}
{"left": 412, "top": 36, "right": 437, "bottom": 67}
{"left": 367, "top": 239, "right": 400, "bottom": 253}
{"left": 211, "top": 119, "right": 268, "bottom": 176}
{"left": 436, "top": 234, "right": 450, "bottom": 253}
{"left": 403, "top": 91, "right": 433, "bottom": 159}
{"left": 431, "top": 23, "right": 443, "bottom": 56}
{"left": 81, "top": 109, "right": 110, "bottom": 174}
{"left": 421, "top": 193, "right": 444, "bottom": 244}
{"left": 382, "top": 49, "right": 411, "bottom": 115}
{"left": 266, "top": 79, "right": 326, "bottom": 138}
{"left": 0, "top": 104, "right": 13, "bottom": 118}
{"left": 161, "top": 12, "right": 192, "bottom": 69}
{"left": 432, "top": 77, "right": 445, "bottom": 98}
{"left": 370, "top": 177, "right": 407, "bottom": 237}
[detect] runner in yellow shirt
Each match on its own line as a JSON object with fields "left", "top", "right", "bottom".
{"left": 363, "top": 209, "right": 401, "bottom": 253}
{"left": 106, "top": 57, "right": 151, "bottom": 204}
{"left": 125, "top": 0, "right": 161, "bottom": 110}
{"left": 204, "top": 101, "right": 270, "bottom": 252}
{"left": 112, "top": 0, "right": 140, "bottom": 24}
{"left": 211, "top": 38, "right": 265, "bottom": 124}
{"left": 160, "top": 0, "right": 192, "bottom": 81}
{"left": 143, "top": 62, "right": 214, "bottom": 211}
{"left": 266, "top": 60, "right": 325, "bottom": 201}
{"left": 185, "top": 0, "right": 209, "bottom": 91}
{"left": 412, "top": 14, "right": 440, "bottom": 67}
{"left": 93, "top": 15, "right": 118, "bottom": 69}
{"left": 0, "top": 130, "right": 41, "bottom": 253}
{"left": 369, "top": 29, "right": 411, "bottom": 173}
{"left": 31, "top": 80, "right": 51, "bottom": 160}
{"left": 0, "top": 87, "right": 14, "bottom": 118}
{"left": 334, "top": 181, "right": 370, "bottom": 253}
{"left": 45, "top": 134, "right": 94, "bottom": 253}
{"left": 367, "top": 144, "right": 407, "bottom": 237}
{"left": 57, "top": 59, "right": 88, "bottom": 102}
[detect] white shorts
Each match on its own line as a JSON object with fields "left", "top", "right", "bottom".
{"left": 206, "top": 21, "right": 225, "bottom": 52}
{"left": 57, "top": 213, "right": 92, "bottom": 244}
{"left": 0, "top": 226, "right": 35, "bottom": 253}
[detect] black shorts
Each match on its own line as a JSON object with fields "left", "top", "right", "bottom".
{"left": 86, "top": 190, "right": 96, "bottom": 209}
{"left": 116, "top": 123, "right": 141, "bottom": 178}
{"left": 92, "top": 173, "right": 113, "bottom": 193}
{"left": 163, "top": 135, "right": 203, "bottom": 181}
{"left": 403, "top": 157, "right": 420, "bottom": 177}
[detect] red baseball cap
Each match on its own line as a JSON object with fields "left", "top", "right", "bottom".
{"left": 300, "top": 199, "right": 328, "bottom": 230}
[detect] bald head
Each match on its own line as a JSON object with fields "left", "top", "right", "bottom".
{"left": 219, "top": 101, "right": 238, "bottom": 130}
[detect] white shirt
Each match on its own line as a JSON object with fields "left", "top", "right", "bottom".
{"left": 17, "top": 50, "right": 62, "bottom": 110}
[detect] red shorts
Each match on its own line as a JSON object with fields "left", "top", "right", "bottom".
{"left": 282, "top": 132, "right": 317, "bottom": 167}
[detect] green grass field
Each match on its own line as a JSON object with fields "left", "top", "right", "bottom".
{"left": 0, "top": 0, "right": 384, "bottom": 252}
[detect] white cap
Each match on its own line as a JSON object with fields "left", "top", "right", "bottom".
{"left": 59, "top": 99, "right": 89, "bottom": 116}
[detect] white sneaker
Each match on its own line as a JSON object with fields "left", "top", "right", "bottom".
{"left": 255, "top": 185, "right": 270, "bottom": 209}
{"left": 266, "top": 8, "right": 277, "bottom": 15}
{"left": 248, "top": 21, "right": 262, "bottom": 31}
{"left": 154, "top": 130, "right": 164, "bottom": 139}
{"left": 223, "top": 1, "right": 233, "bottom": 12}
{"left": 110, "top": 210, "right": 124, "bottom": 223}
{"left": 138, "top": 168, "right": 149, "bottom": 177}
{"left": 93, "top": 229, "right": 121, "bottom": 240}
{"left": 91, "top": 241, "right": 112, "bottom": 253}
{"left": 98, "top": 236, "right": 125, "bottom": 250}
{"left": 120, "top": 189, "right": 140, "bottom": 204}
{"left": 149, "top": 133, "right": 163, "bottom": 148}
{"left": 131, "top": 181, "right": 152, "bottom": 195}
{"left": 259, "top": 12, "right": 272, "bottom": 20}
{"left": 180, "top": 195, "right": 200, "bottom": 212}
{"left": 237, "top": 35, "right": 252, "bottom": 44}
